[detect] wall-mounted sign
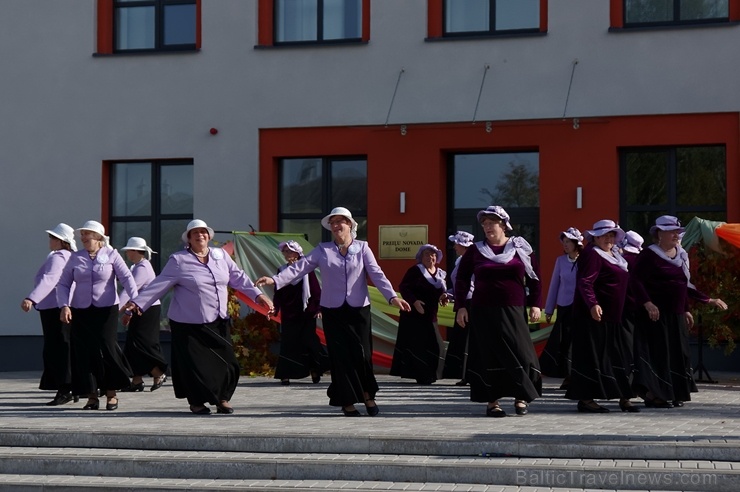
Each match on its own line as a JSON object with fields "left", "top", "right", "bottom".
{"left": 378, "top": 225, "right": 428, "bottom": 259}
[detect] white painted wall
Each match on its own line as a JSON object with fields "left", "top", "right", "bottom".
{"left": 2, "top": 0, "right": 739, "bottom": 335}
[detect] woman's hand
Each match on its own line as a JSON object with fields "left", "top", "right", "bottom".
{"left": 545, "top": 313, "right": 552, "bottom": 324}
{"left": 709, "top": 298, "right": 728, "bottom": 310}
{"left": 644, "top": 301, "right": 659, "bottom": 322}
{"left": 121, "top": 311, "right": 133, "bottom": 327}
{"left": 456, "top": 307, "right": 468, "bottom": 328}
{"left": 60, "top": 306, "right": 72, "bottom": 324}
{"left": 256, "top": 294, "right": 275, "bottom": 318}
{"left": 684, "top": 311, "right": 694, "bottom": 330}
{"left": 21, "top": 299, "right": 33, "bottom": 312}
{"left": 255, "top": 276, "right": 275, "bottom": 287}
{"left": 391, "top": 297, "right": 411, "bottom": 312}
{"left": 413, "top": 300, "right": 425, "bottom": 315}
{"left": 590, "top": 304, "right": 603, "bottom": 322}
{"left": 439, "top": 293, "right": 449, "bottom": 307}
{"left": 529, "top": 307, "right": 541, "bottom": 323}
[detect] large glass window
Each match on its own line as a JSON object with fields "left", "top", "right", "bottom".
{"left": 624, "top": 0, "right": 728, "bottom": 26}
{"left": 620, "top": 146, "right": 726, "bottom": 236}
{"left": 115, "top": 0, "right": 196, "bottom": 52}
{"left": 109, "top": 160, "right": 194, "bottom": 270}
{"left": 275, "top": 0, "right": 362, "bottom": 44}
{"left": 444, "top": 0, "right": 540, "bottom": 36}
{"left": 448, "top": 152, "right": 540, "bottom": 254}
{"left": 279, "top": 157, "right": 367, "bottom": 244}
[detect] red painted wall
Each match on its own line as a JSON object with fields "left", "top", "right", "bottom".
{"left": 260, "top": 113, "right": 740, "bottom": 294}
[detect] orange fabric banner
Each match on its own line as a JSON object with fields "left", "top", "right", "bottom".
{"left": 716, "top": 223, "right": 740, "bottom": 250}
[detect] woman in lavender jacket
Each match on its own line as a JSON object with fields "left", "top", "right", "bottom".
{"left": 539, "top": 227, "right": 583, "bottom": 388}
{"left": 57, "top": 220, "right": 138, "bottom": 412}
{"left": 128, "top": 220, "right": 274, "bottom": 415}
{"left": 21, "top": 223, "right": 78, "bottom": 406}
{"left": 257, "top": 207, "right": 411, "bottom": 417}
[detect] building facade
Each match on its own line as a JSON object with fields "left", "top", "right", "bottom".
{"left": 2, "top": 0, "right": 738, "bottom": 369}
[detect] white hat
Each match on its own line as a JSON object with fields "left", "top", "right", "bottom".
{"left": 649, "top": 215, "right": 685, "bottom": 236}
{"left": 448, "top": 231, "right": 474, "bottom": 247}
{"left": 278, "top": 240, "right": 303, "bottom": 256}
{"left": 321, "top": 207, "right": 358, "bottom": 238}
{"left": 181, "top": 219, "right": 215, "bottom": 243}
{"left": 46, "top": 223, "right": 77, "bottom": 252}
{"left": 620, "top": 230, "right": 644, "bottom": 254}
{"left": 77, "top": 220, "right": 110, "bottom": 247}
{"left": 415, "top": 244, "right": 443, "bottom": 264}
{"left": 121, "top": 237, "right": 157, "bottom": 260}
{"left": 560, "top": 227, "right": 584, "bottom": 247}
{"left": 476, "top": 205, "right": 513, "bottom": 230}
{"left": 585, "top": 219, "right": 625, "bottom": 244}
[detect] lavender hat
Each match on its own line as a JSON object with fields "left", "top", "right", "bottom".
{"left": 415, "top": 244, "right": 443, "bottom": 264}
{"left": 278, "top": 240, "right": 303, "bottom": 256}
{"left": 559, "top": 227, "right": 583, "bottom": 247}
{"left": 476, "top": 205, "right": 513, "bottom": 230}
{"left": 585, "top": 219, "right": 625, "bottom": 244}
{"left": 620, "top": 231, "right": 644, "bottom": 254}
{"left": 448, "top": 231, "right": 474, "bottom": 247}
{"left": 649, "top": 215, "right": 685, "bottom": 236}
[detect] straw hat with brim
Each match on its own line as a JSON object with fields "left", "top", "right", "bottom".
{"left": 476, "top": 205, "right": 513, "bottom": 230}
{"left": 46, "top": 223, "right": 77, "bottom": 252}
{"left": 321, "top": 207, "right": 358, "bottom": 232}
{"left": 121, "top": 237, "right": 157, "bottom": 260}
{"left": 560, "top": 227, "right": 584, "bottom": 247}
{"left": 415, "top": 244, "right": 443, "bottom": 264}
{"left": 77, "top": 220, "right": 110, "bottom": 247}
{"left": 182, "top": 219, "right": 215, "bottom": 243}
{"left": 278, "top": 240, "right": 303, "bottom": 256}
{"left": 649, "top": 215, "right": 685, "bottom": 236}
{"left": 585, "top": 219, "right": 625, "bottom": 244}
{"left": 448, "top": 231, "right": 474, "bottom": 247}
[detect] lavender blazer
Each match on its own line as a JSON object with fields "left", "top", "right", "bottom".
{"left": 272, "top": 240, "right": 398, "bottom": 309}
{"left": 119, "top": 259, "right": 160, "bottom": 307}
{"left": 544, "top": 254, "right": 577, "bottom": 315}
{"left": 132, "top": 248, "right": 263, "bottom": 324}
{"left": 27, "top": 250, "right": 73, "bottom": 310}
{"left": 56, "top": 247, "right": 138, "bottom": 309}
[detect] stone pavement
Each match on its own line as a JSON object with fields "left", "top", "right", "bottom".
{"left": 0, "top": 371, "right": 738, "bottom": 491}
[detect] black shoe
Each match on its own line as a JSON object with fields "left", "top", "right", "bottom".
{"left": 216, "top": 405, "right": 234, "bottom": 414}
{"left": 514, "top": 400, "right": 529, "bottom": 416}
{"left": 486, "top": 405, "right": 506, "bottom": 418}
{"left": 106, "top": 398, "right": 118, "bottom": 411}
{"left": 559, "top": 377, "right": 571, "bottom": 390}
{"left": 577, "top": 400, "right": 610, "bottom": 413}
{"left": 190, "top": 405, "right": 211, "bottom": 415}
{"left": 150, "top": 377, "right": 164, "bottom": 392}
{"left": 121, "top": 382, "right": 144, "bottom": 392}
{"left": 619, "top": 400, "right": 640, "bottom": 412}
{"left": 311, "top": 372, "right": 321, "bottom": 384}
{"left": 342, "top": 406, "right": 361, "bottom": 417}
{"left": 644, "top": 398, "right": 673, "bottom": 408}
{"left": 672, "top": 400, "right": 684, "bottom": 407}
{"left": 454, "top": 379, "right": 468, "bottom": 386}
{"left": 280, "top": 379, "right": 290, "bottom": 386}
{"left": 365, "top": 399, "right": 379, "bottom": 417}
{"left": 415, "top": 378, "right": 435, "bottom": 385}
{"left": 82, "top": 400, "right": 99, "bottom": 410}
{"left": 46, "top": 393, "right": 74, "bottom": 406}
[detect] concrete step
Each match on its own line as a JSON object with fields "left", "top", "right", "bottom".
{"left": 0, "top": 447, "right": 736, "bottom": 491}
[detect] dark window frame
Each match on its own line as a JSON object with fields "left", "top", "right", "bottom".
{"left": 441, "top": 0, "right": 543, "bottom": 38}
{"left": 272, "top": 0, "right": 364, "bottom": 46}
{"left": 109, "top": 159, "right": 194, "bottom": 272}
{"left": 622, "top": 0, "right": 730, "bottom": 28}
{"left": 113, "top": 0, "right": 198, "bottom": 53}
{"left": 278, "top": 156, "right": 368, "bottom": 243}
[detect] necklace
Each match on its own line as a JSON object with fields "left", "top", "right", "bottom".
{"left": 192, "top": 248, "right": 209, "bottom": 258}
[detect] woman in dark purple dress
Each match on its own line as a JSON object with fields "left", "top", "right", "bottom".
{"left": 631, "top": 216, "right": 727, "bottom": 408}
{"left": 272, "top": 240, "right": 329, "bottom": 386}
{"left": 391, "top": 244, "right": 448, "bottom": 385}
{"left": 455, "top": 206, "right": 542, "bottom": 417}
{"left": 566, "top": 220, "right": 637, "bottom": 413}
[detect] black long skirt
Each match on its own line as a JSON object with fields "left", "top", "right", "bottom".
{"left": 466, "top": 305, "right": 542, "bottom": 403}
{"left": 70, "top": 305, "right": 132, "bottom": 395}
{"left": 169, "top": 318, "right": 240, "bottom": 406}
{"left": 124, "top": 305, "right": 168, "bottom": 377}
{"left": 274, "top": 316, "right": 330, "bottom": 380}
{"left": 390, "top": 311, "right": 444, "bottom": 383}
{"left": 38, "top": 308, "right": 72, "bottom": 392}
{"left": 322, "top": 303, "right": 378, "bottom": 407}
{"left": 443, "top": 300, "right": 470, "bottom": 380}
{"left": 565, "top": 315, "right": 634, "bottom": 401}
{"left": 632, "top": 311, "right": 697, "bottom": 402}
{"left": 538, "top": 304, "right": 573, "bottom": 378}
